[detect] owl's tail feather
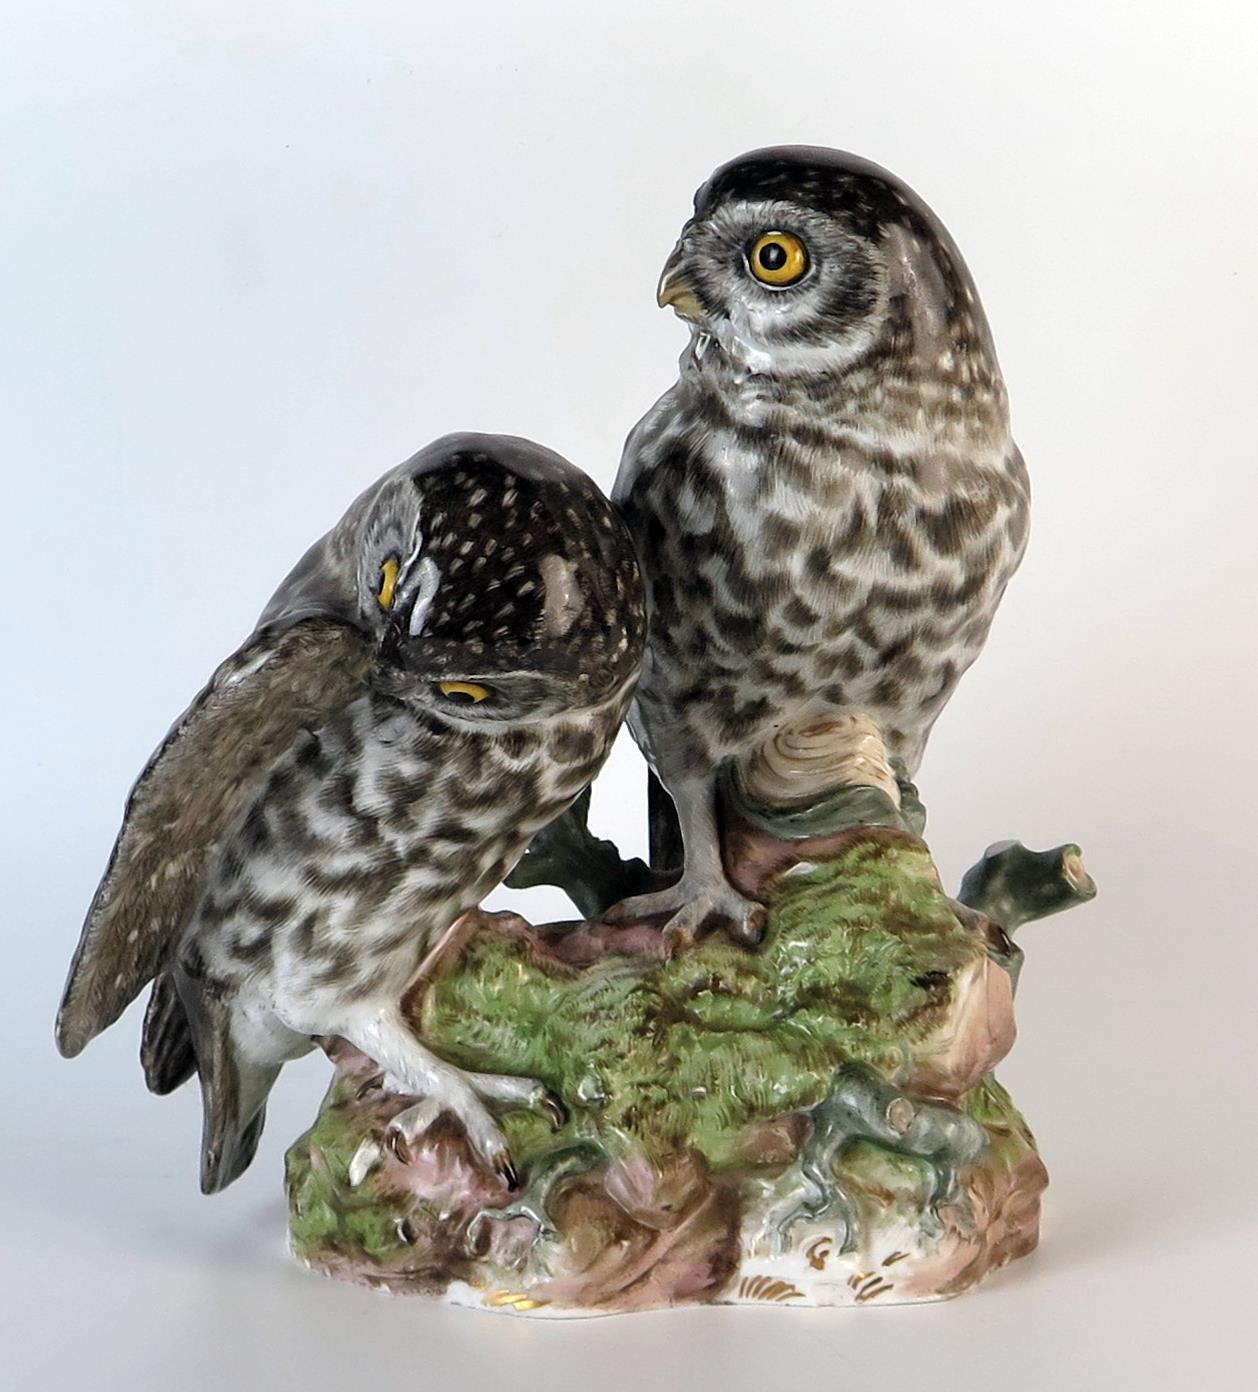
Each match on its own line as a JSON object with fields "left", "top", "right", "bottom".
{"left": 140, "top": 974, "right": 197, "bottom": 1095}
{"left": 174, "top": 972, "right": 281, "bottom": 1194}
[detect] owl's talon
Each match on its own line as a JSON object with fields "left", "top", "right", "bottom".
{"left": 605, "top": 880, "right": 764, "bottom": 948}
{"left": 728, "top": 904, "right": 767, "bottom": 947}
{"left": 663, "top": 891, "right": 766, "bottom": 949}
{"left": 662, "top": 900, "right": 767, "bottom": 949}
{"left": 348, "top": 1138, "right": 384, "bottom": 1187}
{"left": 601, "top": 894, "right": 672, "bottom": 927}
{"left": 660, "top": 918, "right": 699, "bottom": 955}
{"left": 355, "top": 1072, "right": 386, "bottom": 1101}
{"left": 466, "top": 1071, "right": 567, "bottom": 1130}
{"left": 385, "top": 1090, "right": 518, "bottom": 1187}
{"left": 388, "top": 1130, "right": 413, "bottom": 1165}
{"left": 540, "top": 1091, "right": 568, "bottom": 1131}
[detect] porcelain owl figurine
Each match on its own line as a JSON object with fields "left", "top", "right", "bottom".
{"left": 56, "top": 433, "right": 645, "bottom": 1193}
{"left": 613, "top": 147, "right": 1030, "bottom": 944}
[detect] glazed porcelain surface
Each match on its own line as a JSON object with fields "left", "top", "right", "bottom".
{"left": 56, "top": 148, "right": 1093, "bottom": 1317}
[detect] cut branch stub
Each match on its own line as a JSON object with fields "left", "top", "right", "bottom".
{"left": 957, "top": 841, "right": 1096, "bottom": 934}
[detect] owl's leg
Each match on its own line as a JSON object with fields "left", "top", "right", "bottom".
{"left": 336, "top": 1004, "right": 522, "bottom": 1189}
{"left": 608, "top": 772, "right": 765, "bottom": 946}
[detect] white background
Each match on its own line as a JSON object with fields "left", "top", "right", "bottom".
{"left": 2, "top": 2, "right": 1255, "bottom": 1388}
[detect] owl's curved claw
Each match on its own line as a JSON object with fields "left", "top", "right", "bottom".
{"left": 495, "top": 1156, "right": 521, "bottom": 1192}
{"left": 355, "top": 1072, "right": 386, "bottom": 1101}
{"left": 539, "top": 1091, "right": 568, "bottom": 1130}
{"left": 385, "top": 1096, "right": 443, "bottom": 1159}
{"left": 467, "top": 1072, "right": 567, "bottom": 1131}
{"left": 348, "top": 1137, "right": 385, "bottom": 1187}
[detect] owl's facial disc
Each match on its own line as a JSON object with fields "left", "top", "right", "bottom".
{"left": 359, "top": 444, "right": 645, "bottom": 719}
{"left": 369, "top": 555, "right": 618, "bottom": 723}
{"left": 379, "top": 666, "right": 590, "bottom": 726}
{"left": 660, "top": 199, "right": 886, "bottom": 376}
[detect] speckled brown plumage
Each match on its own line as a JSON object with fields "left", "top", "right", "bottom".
{"left": 612, "top": 148, "right": 1029, "bottom": 941}
{"left": 57, "top": 433, "right": 645, "bottom": 1193}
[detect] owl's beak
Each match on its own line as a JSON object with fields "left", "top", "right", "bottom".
{"left": 656, "top": 245, "right": 704, "bottom": 322}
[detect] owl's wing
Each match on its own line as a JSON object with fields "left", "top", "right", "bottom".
{"left": 55, "top": 617, "right": 373, "bottom": 1058}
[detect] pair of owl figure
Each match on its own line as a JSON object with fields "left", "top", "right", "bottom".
{"left": 57, "top": 147, "right": 1029, "bottom": 1194}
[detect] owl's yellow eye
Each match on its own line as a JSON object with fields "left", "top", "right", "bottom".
{"left": 376, "top": 557, "right": 400, "bottom": 610}
{"left": 438, "top": 681, "right": 491, "bottom": 704}
{"left": 749, "top": 231, "right": 809, "bottom": 287}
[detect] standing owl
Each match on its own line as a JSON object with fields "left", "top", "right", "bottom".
{"left": 612, "top": 147, "right": 1030, "bottom": 943}
{"left": 56, "top": 433, "right": 645, "bottom": 1193}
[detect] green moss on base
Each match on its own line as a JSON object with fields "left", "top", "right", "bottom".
{"left": 287, "top": 1078, "right": 413, "bottom": 1267}
{"left": 422, "top": 832, "right": 983, "bottom": 1169}
{"left": 286, "top": 827, "right": 1071, "bottom": 1304}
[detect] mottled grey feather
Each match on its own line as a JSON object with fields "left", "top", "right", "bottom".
{"left": 140, "top": 972, "right": 196, "bottom": 1095}
{"left": 176, "top": 969, "right": 278, "bottom": 1194}
{"left": 607, "top": 149, "right": 1029, "bottom": 939}
{"left": 59, "top": 432, "right": 645, "bottom": 1193}
{"left": 56, "top": 619, "right": 372, "bottom": 1057}
{"left": 256, "top": 432, "right": 620, "bottom": 634}
{"left": 616, "top": 147, "right": 1029, "bottom": 785}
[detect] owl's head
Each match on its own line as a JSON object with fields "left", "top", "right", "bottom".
{"left": 658, "top": 146, "right": 996, "bottom": 380}
{"left": 354, "top": 434, "right": 645, "bottom": 723}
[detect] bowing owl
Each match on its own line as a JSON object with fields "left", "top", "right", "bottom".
{"left": 613, "top": 147, "right": 1030, "bottom": 943}
{"left": 57, "top": 433, "right": 645, "bottom": 1193}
